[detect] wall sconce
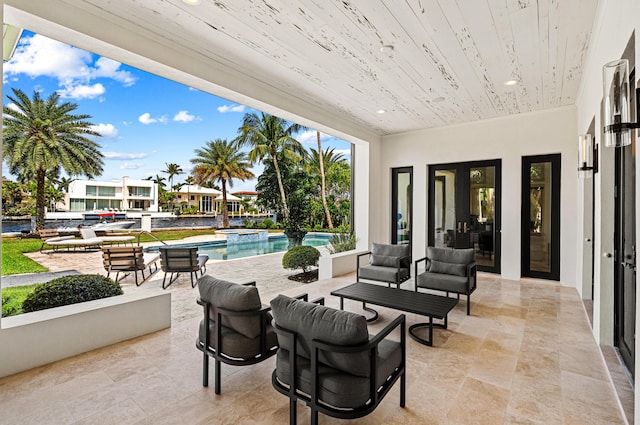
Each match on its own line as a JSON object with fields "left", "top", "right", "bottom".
{"left": 578, "top": 134, "right": 597, "bottom": 178}
{"left": 603, "top": 59, "right": 640, "bottom": 147}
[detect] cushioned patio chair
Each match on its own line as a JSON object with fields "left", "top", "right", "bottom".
{"left": 270, "top": 294, "right": 406, "bottom": 425}
{"left": 159, "top": 246, "right": 209, "bottom": 289}
{"left": 356, "top": 243, "right": 411, "bottom": 288}
{"left": 414, "top": 246, "right": 477, "bottom": 315}
{"left": 195, "top": 275, "right": 305, "bottom": 394}
{"left": 101, "top": 245, "right": 160, "bottom": 286}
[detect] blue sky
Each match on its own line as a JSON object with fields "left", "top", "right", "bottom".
{"left": 2, "top": 31, "right": 351, "bottom": 192}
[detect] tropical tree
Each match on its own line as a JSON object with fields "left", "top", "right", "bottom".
{"left": 162, "top": 162, "right": 184, "bottom": 188}
{"left": 56, "top": 176, "right": 76, "bottom": 194}
{"left": 145, "top": 174, "right": 166, "bottom": 188}
{"left": 235, "top": 112, "right": 305, "bottom": 220}
{"left": 191, "top": 138, "right": 255, "bottom": 228}
{"left": 2, "top": 88, "right": 103, "bottom": 230}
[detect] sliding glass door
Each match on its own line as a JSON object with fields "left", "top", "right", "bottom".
{"left": 428, "top": 160, "right": 501, "bottom": 273}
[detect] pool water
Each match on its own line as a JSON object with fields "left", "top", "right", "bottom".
{"left": 148, "top": 233, "right": 331, "bottom": 261}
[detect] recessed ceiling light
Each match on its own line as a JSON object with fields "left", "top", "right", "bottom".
{"left": 504, "top": 79, "right": 518, "bottom": 86}
{"left": 432, "top": 96, "right": 445, "bottom": 103}
{"left": 182, "top": 0, "right": 202, "bottom": 5}
{"left": 379, "top": 44, "right": 394, "bottom": 54}
{"left": 377, "top": 109, "right": 386, "bottom": 114}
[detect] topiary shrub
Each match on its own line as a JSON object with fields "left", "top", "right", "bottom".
{"left": 22, "top": 274, "right": 123, "bottom": 313}
{"left": 282, "top": 245, "right": 320, "bottom": 275}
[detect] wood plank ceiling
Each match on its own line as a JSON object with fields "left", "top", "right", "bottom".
{"left": 12, "top": 0, "right": 599, "bottom": 136}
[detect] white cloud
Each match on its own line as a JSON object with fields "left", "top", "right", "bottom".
{"left": 6, "top": 103, "right": 20, "bottom": 113}
{"left": 138, "top": 112, "right": 157, "bottom": 124}
{"left": 297, "top": 130, "right": 331, "bottom": 144}
{"left": 217, "top": 104, "right": 246, "bottom": 113}
{"left": 3, "top": 33, "right": 137, "bottom": 99}
{"left": 120, "top": 162, "right": 143, "bottom": 170}
{"left": 103, "top": 152, "right": 148, "bottom": 160}
{"left": 58, "top": 83, "right": 105, "bottom": 99}
{"left": 174, "top": 110, "right": 195, "bottom": 123}
{"left": 90, "top": 123, "right": 118, "bottom": 139}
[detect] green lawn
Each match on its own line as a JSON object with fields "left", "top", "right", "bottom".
{"left": 1, "top": 284, "right": 37, "bottom": 317}
{"left": 2, "top": 238, "right": 47, "bottom": 276}
{"left": 1, "top": 229, "right": 218, "bottom": 276}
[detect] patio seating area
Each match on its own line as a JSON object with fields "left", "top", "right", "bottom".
{"left": 0, "top": 247, "right": 626, "bottom": 424}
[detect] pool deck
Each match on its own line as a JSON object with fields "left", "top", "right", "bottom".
{"left": 12, "top": 235, "right": 330, "bottom": 321}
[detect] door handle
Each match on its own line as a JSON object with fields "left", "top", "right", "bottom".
{"left": 464, "top": 222, "right": 468, "bottom": 233}
{"left": 457, "top": 222, "right": 462, "bottom": 233}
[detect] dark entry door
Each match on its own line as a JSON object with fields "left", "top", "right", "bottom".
{"left": 614, "top": 79, "right": 636, "bottom": 377}
{"left": 521, "top": 154, "right": 561, "bottom": 280}
{"left": 428, "top": 160, "right": 501, "bottom": 273}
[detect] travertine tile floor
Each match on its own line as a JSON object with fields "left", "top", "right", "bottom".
{"left": 0, "top": 241, "right": 627, "bottom": 424}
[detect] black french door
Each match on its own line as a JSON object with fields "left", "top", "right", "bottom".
{"left": 521, "top": 154, "right": 560, "bottom": 280}
{"left": 428, "top": 159, "right": 502, "bottom": 273}
{"left": 613, "top": 69, "right": 636, "bottom": 377}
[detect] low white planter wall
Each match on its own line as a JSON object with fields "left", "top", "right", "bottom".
{"left": 318, "top": 250, "right": 367, "bottom": 280}
{"left": 0, "top": 289, "right": 171, "bottom": 378}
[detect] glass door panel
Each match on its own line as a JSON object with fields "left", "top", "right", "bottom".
{"left": 433, "top": 169, "right": 457, "bottom": 249}
{"left": 429, "top": 160, "right": 501, "bottom": 273}
{"left": 469, "top": 166, "right": 496, "bottom": 268}
{"left": 391, "top": 167, "right": 412, "bottom": 248}
{"left": 521, "top": 154, "right": 560, "bottom": 280}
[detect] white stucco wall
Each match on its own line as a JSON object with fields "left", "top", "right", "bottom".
{"left": 380, "top": 106, "right": 578, "bottom": 284}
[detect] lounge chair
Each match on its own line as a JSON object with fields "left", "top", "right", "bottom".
{"left": 159, "top": 246, "right": 209, "bottom": 289}
{"left": 102, "top": 246, "right": 160, "bottom": 286}
{"left": 38, "top": 229, "right": 75, "bottom": 252}
{"left": 80, "top": 227, "right": 135, "bottom": 245}
{"left": 356, "top": 243, "right": 411, "bottom": 288}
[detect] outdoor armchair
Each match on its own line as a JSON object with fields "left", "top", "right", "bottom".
{"left": 270, "top": 294, "right": 406, "bottom": 425}
{"left": 159, "top": 246, "right": 209, "bottom": 289}
{"left": 356, "top": 243, "right": 411, "bottom": 288}
{"left": 195, "top": 275, "right": 308, "bottom": 394}
{"left": 414, "top": 246, "right": 477, "bottom": 315}
{"left": 101, "top": 246, "right": 159, "bottom": 286}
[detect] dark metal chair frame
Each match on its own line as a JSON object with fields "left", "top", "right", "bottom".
{"left": 414, "top": 256, "right": 477, "bottom": 315}
{"left": 159, "top": 246, "right": 207, "bottom": 289}
{"left": 271, "top": 298, "right": 406, "bottom": 425}
{"left": 102, "top": 245, "right": 158, "bottom": 286}
{"left": 195, "top": 282, "right": 309, "bottom": 395}
{"left": 356, "top": 251, "right": 411, "bottom": 288}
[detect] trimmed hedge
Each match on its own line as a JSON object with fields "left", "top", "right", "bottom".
{"left": 282, "top": 245, "right": 320, "bottom": 274}
{"left": 22, "top": 274, "right": 123, "bottom": 313}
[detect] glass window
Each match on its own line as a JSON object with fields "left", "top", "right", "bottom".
{"left": 85, "top": 185, "right": 97, "bottom": 196}
{"left": 98, "top": 186, "right": 115, "bottom": 197}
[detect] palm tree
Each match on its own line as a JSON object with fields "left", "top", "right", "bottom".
{"left": 162, "top": 162, "right": 184, "bottom": 188}
{"left": 184, "top": 175, "right": 195, "bottom": 210}
{"left": 315, "top": 131, "right": 333, "bottom": 228}
{"left": 145, "top": 174, "right": 166, "bottom": 188}
{"left": 191, "top": 139, "right": 255, "bottom": 228}
{"left": 2, "top": 88, "right": 103, "bottom": 230}
{"left": 235, "top": 112, "right": 305, "bottom": 220}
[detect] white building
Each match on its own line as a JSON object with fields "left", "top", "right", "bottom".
{"left": 64, "top": 177, "right": 159, "bottom": 212}
{"left": 171, "top": 185, "right": 241, "bottom": 214}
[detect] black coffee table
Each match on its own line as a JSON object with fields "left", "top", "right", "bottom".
{"left": 330, "top": 282, "right": 458, "bottom": 346}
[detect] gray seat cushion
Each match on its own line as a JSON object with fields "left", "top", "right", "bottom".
{"left": 270, "top": 295, "right": 370, "bottom": 377}
{"left": 198, "top": 319, "right": 277, "bottom": 359}
{"left": 198, "top": 275, "right": 264, "bottom": 339}
{"left": 358, "top": 264, "right": 409, "bottom": 283}
{"left": 417, "top": 271, "right": 469, "bottom": 293}
{"left": 275, "top": 338, "right": 402, "bottom": 408}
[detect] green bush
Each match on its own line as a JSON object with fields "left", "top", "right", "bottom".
{"left": 243, "top": 219, "right": 257, "bottom": 228}
{"left": 22, "top": 274, "right": 123, "bottom": 313}
{"left": 282, "top": 245, "right": 320, "bottom": 274}
{"left": 327, "top": 233, "right": 357, "bottom": 254}
{"left": 262, "top": 218, "right": 275, "bottom": 229}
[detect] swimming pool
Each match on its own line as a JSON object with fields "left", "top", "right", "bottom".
{"left": 148, "top": 233, "right": 332, "bottom": 261}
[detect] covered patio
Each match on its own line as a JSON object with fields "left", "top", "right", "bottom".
{"left": 0, "top": 251, "right": 625, "bottom": 424}
{"left": 1, "top": 0, "right": 639, "bottom": 423}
